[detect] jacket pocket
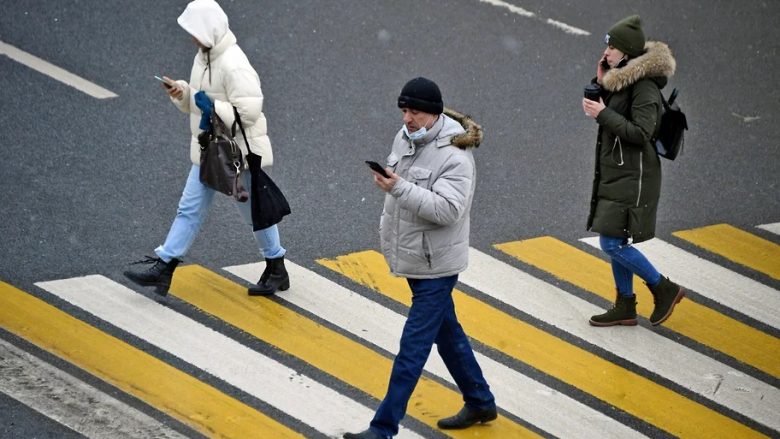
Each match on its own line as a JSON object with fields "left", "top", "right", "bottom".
{"left": 627, "top": 205, "right": 656, "bottom": 242}
{"left": 422, "top": 232, "right": 433, "bottom": 268}
{"left": 408, "top": 166, "right": 432, "bottom": 189}
{"left": 590, "top": 199, "right": 628, "bottom": 238}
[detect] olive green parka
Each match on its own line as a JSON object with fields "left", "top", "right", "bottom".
{"left": 587, "top": 41, "right": 676, "bottom": 243}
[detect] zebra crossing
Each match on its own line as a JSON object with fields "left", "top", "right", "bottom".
{"left": 1, "top": 222, "right": 778, "bottom": 438}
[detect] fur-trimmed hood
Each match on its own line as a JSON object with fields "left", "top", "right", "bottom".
{"left": 601, "top": 41, "right": 676, "bottom": 92}
{"left": 444, "top": 107, "right": 482, "bottom": 149}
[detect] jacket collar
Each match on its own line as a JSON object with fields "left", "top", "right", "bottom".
{"left": 600, "top": 41, "right": 676, "bottom": 92}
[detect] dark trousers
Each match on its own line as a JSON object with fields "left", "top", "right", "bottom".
{"left": 369, "top": 274, "right": 495, "bottom": 437}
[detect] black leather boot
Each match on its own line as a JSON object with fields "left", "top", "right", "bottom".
{"left": 589, "top": 293, "right": 638, "bottom": 327}
{"left": 248, "top": 256, "right": 290, "bottom": 296}
{"left": 437, "top": 405, "right": 497, "bottom": 430}
{"left": 123, "top": 256, "right": 180, "bottom": 296}
{"left": 342, "top": 429, "right": 387, "bottom": 439}
{"left": 648, "top": 276, "right": 685, "bottom": 325}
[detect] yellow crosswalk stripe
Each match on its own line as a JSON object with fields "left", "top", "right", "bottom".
{"left": 674, "top": 224, "right": 780, "bottom": 280}
{"left": 171, "top": 265, "right": 540, "bottom": 439}
{"left": 318, "top": 250, "right": 767, "bottom": 439}
{"left": 495, "top": 237, "right": 780, "bottom": 378}
{"left": 0, "top": 281, "right": 302, "bottom": 439}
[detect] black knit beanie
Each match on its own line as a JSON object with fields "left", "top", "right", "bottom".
{"left": 397, "top": 77, "right": 443, "bottom": 114}
{"left": 606, "top": 15, "right": 646, "bottom": 58}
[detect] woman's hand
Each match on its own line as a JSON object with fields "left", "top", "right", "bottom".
{"left": 163, "top": 76, "right": 184, "bottom": 100}
{"left": 582, "top": 97, "right": 606, "bottom": 119}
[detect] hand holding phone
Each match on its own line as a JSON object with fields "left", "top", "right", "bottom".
{"left": 154, "top": 75, "right": 173, "bottom": 88}
{"left": 365, "top": 160, "right": 390, "bottom": 178}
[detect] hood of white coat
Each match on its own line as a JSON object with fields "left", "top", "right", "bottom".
{"left": 177, "top": 0, "right": 229, "bottom": 48}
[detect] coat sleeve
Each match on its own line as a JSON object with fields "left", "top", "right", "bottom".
{"left": 170, "top": 80, "right": 192, "bottom": 114}
{"left": 213, "top": 67, "right": 264, "bottom": 129}
{"left": 596, "top": 80, "right": 660, "bottom": 145}
{"left": 390, "top": 153, "right": 473, "bottom": 226}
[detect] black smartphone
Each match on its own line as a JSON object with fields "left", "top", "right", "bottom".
{"left": 365, "top": 160, "right": 390, "bottom": 178}
{"left": 600, "top": 59, "right": 610, "bottom": 70}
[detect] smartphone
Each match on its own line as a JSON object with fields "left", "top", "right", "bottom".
{"left": 154, "top": 75, "right": 173, "bottom": 88}
{"left": 600, "top": 59, "right": 610, "bottom": 70}
{"left": 365, "top": 160, "right": 390, "bottom": 178}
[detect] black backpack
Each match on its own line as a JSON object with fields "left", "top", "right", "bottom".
{"left": 654, "top": 88, "right": 688, "bottom": 160}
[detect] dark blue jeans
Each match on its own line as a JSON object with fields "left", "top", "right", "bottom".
{"left": 369, "top": 274, "right": 495, "bottom": 437}
{"left": 599, "top": 235, "right": 662, "bottom": 297}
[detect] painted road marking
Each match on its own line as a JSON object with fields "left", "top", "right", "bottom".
{"left": 757, "top": 222, "right": 780, "bottom": 235}
{"left": 0, "top": 40, "right": 118, "bottom": 99}
{"left": 674, "top": 224, "right": 780, "bottom": 280}
{"left": 477, "top": 0, "right": 590, "bottom": 35}
{"left": 0, "top": 338, "right": 188, "bottom": 439}
{"left": 225, "top": 261, "right": 646, "bottom": 439}
{"left": 35, "top": 275, "right": 398, "bottom": 439}
{"left": 319, "top": 250, "right": 767, "bottom": 438}
{"left": 0, "top": 280, "right": 301, "bottom": 439}
{"left": 580, "top": 236, "right": 780, "bottom": 329}
{"left": 175, "top": 265, "right": 538, "bottom": 438}
{"left": 503, "top": 236, "right": 780, "bottom": 377}
{"left": 471, "top": 245, "right": 780, "bottom": 433}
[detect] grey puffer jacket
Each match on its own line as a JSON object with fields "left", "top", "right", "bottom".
{"left": 380, "top": 109, "right": 483, "bottom": 279}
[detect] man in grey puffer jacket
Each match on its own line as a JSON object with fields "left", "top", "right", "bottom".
{"left": 344, "top": 78, "right": 496, "bottom": 439}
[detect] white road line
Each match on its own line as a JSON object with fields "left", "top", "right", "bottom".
{"left": 460, "top": 248, "right": 780, "bottom": 431}
{"left": 0, "top": 338, "right": 187, "bottom": 439}
{"left": 225, "top": 262, "right": 646, "bottom": 439}
{"left": 580, "top": 237, "right": 780, "bottom": 329}
{"left": 0, "top": 40, "right": 118, "bottom": 99}
{"left": 757, "top": 222, "right": 780, "bottom": 236}
{"left": 477, "top": 0, "right": 590, "bottom": 35}
{"left": 35, "top": 275, "right": 422, "bottom": 439}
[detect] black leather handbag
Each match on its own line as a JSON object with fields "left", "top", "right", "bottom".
{"left": 197, "top": 111, "right": 249, "bottom": 202}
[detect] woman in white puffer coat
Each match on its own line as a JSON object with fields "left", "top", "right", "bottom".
{"left": 124, "top": 0, "right": 289, "bottom": 297}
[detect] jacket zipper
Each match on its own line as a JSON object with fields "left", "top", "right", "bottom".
{"left": 422, "top": 232, "right": 432, "bottom": 268}
{"left": 636, "top": 151, "right": 643, "bottom": 207}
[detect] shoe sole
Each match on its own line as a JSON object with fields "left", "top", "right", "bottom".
{"left": 437, "top": 414, "right": 498, "bottom": 430}
{"left": 247, "top": 281, "right": 290, "bottom": 297}
{"left": 588, "top": 318, "right": 638, "bottom": 327}
{"left": 650, "top": 287, "right": 685, "bottom": 326}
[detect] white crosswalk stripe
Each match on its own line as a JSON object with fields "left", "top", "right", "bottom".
{"left": 0, "top": 338, "right": 188, "bottom": 439}
{"left": 757, "top": 222, "right": 780, "bottom": 235}
{"left": 34, "top": 275, "right": 423, "bottom": 439}
{"left": 580, "top": 237, "right": 780, "bottom": 328}
{"left": 225, "top": 262, "right": 646, "bottom": 439}
{"left": 460, "top": 247, "right": 780, "bottom": 432}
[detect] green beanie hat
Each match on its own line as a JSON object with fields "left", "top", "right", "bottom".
{"left": 606, "top": 15, "right": 646, "bottom": 57}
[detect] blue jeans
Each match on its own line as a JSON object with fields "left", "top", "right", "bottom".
{"left": 599, "top": 235, "right": 661, "bottom": 297}
{"left": 370, "top": 275, "right": 495, "bottom": 437}
{"left": 155, "top": 165, "right": 286, "bottom": 262}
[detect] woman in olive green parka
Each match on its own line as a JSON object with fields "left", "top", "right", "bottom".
{"left": 582, "top": 15, "right": 685, "bottom": 327}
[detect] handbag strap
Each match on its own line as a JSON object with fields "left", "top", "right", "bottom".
{"left": 233, "top": 107, "right": 251, "bottom": 151}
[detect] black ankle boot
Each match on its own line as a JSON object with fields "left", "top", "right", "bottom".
{"left": 342, "top": 429, "right": 387, "bottom": 439}
{"left": 437, "top": 405, "right": 497, "bottom": 429}
{"left": 123, "top": 256, "right": 180, "bottom": 296}
{"left": 648, "top": 276, "right": 685, "bottom": 325}
{"left": 248, "top": 256, "right": 290, "bottom": 296}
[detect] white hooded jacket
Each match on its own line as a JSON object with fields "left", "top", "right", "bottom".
{"left": 172, "top": 0, "right": 273, "bottom": 166}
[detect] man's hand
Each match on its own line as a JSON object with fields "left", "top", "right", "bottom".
{"left": 372, "top": 167, "right": 399, "bottom": 193}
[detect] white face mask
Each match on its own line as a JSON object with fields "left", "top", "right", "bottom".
{"left": 402, "top": 123, "right": 428, "bottom": 140}
{"left": 402, "top": 115, "right": 433, "bottom": 141}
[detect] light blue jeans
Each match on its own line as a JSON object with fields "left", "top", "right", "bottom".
{"left": 155, "top": 165, "right": 285, "bottom": 262}
{"left": 599, "top": 235, "right": 661, "bottom": 297}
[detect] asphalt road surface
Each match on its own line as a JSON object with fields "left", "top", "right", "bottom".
{"left": 1, "top": 1, "right": 778, "bottom": 438}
